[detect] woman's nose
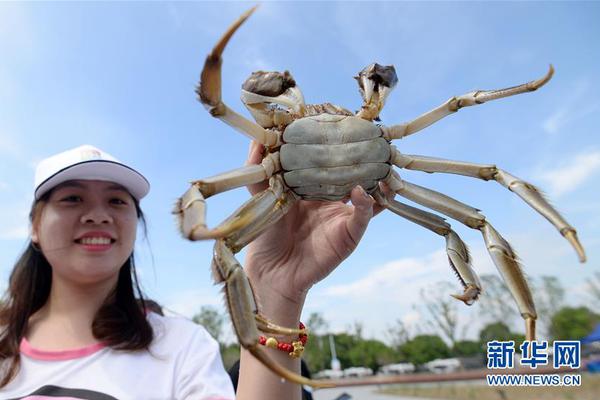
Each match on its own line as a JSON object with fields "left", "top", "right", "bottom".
{"left": 80, "top": 204, "right": 114, "bottom": 224}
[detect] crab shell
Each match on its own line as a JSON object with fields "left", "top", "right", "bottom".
{"left": 280, "top": 114, "right": 391, "bottom": 201}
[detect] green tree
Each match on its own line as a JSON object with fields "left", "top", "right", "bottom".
{"left": 479, "top": 321, "right": 513, "bottom": 343}
{"left": 550, "top": 306, "right": 600, "bottom": 340}
{"left": 452, "top": 340, "right": 482, "bottom": 357}
{"left": 220, "top": 343, "right": 241, "bottom": 371}
{"left": 192, "top": 305, "right": 224, "bottom": 344}
{"left": 399, "top": 335, "right": 450, "bottom": 366}
{"left": 479, "top": 321, "right": 525, "bottom": 352}
{"left": 303, "top": 312, "right": 331, "bottom": 372}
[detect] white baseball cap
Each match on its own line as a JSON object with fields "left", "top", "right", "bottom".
{"left": 34, "top": 145, "right": 150, "bottom": 200}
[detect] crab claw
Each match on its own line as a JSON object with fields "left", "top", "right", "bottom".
{"left": 241, "top": 70, "right": 306, "bottom": 114}
{"left": 356, "top": 63, "right": 398, "bottom": 106}
{"left": 450, "top": 284, "right": 481, "bottom": 306}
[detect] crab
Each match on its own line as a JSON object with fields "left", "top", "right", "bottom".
{"left": 174, "top": 7, "right": 585, "bottom": 387}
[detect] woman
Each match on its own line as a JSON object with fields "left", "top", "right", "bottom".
{"left": 0, "top": 143, "right": 378, "bottom": 399}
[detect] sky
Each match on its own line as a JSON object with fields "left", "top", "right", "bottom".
{"left": 1, "top": 1, "right": 599, "bottom": 345}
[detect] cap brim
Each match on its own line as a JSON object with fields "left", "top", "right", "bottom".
{"left": 34, "top": 160, "right": 150, "bottom": 200}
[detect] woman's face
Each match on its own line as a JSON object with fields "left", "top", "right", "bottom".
{"left": 31, "top": 180, "right": 138, "bottom": 286}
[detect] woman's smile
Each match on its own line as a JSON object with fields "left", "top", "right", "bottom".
{"left": 75, "top": 231, "right": 117, "bottom": 252}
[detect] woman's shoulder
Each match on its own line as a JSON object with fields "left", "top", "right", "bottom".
{"left": 146, "top": 311, "right": 218, "bottom": 351}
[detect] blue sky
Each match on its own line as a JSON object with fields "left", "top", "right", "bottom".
{"left": 1, "top": 2, "right": 599, "bottom": 343}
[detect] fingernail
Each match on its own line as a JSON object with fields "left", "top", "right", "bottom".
{"left": 357, "top": 185, "right": 371, "bottom": 200}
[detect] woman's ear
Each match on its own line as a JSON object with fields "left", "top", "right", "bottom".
{"left": 31, "top": 227, "right": 39, "bottom": 244}
{"left": 30, "top": 201, "right": 44, "bottom": 244}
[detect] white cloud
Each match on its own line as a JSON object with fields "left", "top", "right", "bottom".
{"left": 535, "top": 150, "right": 600, "bottom": 197}
{"left": 163, "top": 288, "right": 224, "bottom": 319}
{"left": 323, "top": 249, "right": 449, "bottom": 300}
{"left": 0, "top": 225, "right": 29, "bottom": 241}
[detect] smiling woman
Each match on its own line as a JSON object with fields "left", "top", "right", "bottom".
{"left": 0, "top": 145, "right": 236, "bottom": 399}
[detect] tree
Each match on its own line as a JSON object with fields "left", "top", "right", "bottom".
{"left": 419, "top": 282, "right": 461, "bottom": 347}
{"left": 477, "top": 274, "right": 520, "bottom": 326}
{"left": 399, "top": 335, "right": 450, "bottom": 366}
{"left": 386, "top": 319, "right": 411, "bottom": 350}
{"left": 303, "top": 312, "right": 331, "bottom": 372}
{"left": 306, "top": 312, "right": 329, "bottom": 335}
{"left": 192, "top": 305, "right": 224, "bottom": 344}
{"left": 586, "top": 271, "right": 600, "bottom": 310}
{"left": 350, "top": 321, "right": 364, "bottom": 340}
{"left": 531, "top": 275, "right": 565, "bottom": 338}
{"left": 550, "top": 306, "right": 600, "bottom": 340}
{"left": 453, "top": 340, "right": 483, "bottom": 357}
{"left": 220, "top": 343, "right": 241, "bottom": 371}
{"left": 479, "top": 321, "right": 513, "bottom": 343}
{"left": 327, "top": 333, "right": 397, "bottom": 371}
{"left": 479, "top": 321, "right": 525, "bottom": 353}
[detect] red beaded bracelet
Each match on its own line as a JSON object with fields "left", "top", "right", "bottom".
{"left": 258, "top": 322, "right": 308, "bottom": 358}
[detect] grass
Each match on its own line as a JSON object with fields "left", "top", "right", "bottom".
{"left": 378, "top": 373, "right": 600, "bottom": 400}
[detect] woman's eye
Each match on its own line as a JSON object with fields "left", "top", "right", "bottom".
{"left": 61, "top": 195, "right": 82, "bottom": 203}
{"left": 110, "top": 198, "right": 128, "bottom": 205}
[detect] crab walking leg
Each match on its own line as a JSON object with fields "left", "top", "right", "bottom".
{"left": 382, "top": 66, "right": 554, "bottom": 140}
{"left": 212, "top": 240, "right": 332, "bottom": 388}
{"left": 372, "top": 191, "right": 482, "bottom": 305}
{"left": 385, "top": 171, "right": 537, "bottom": 340}
{"left": 192, "top": 174, "right": 308, "bottom": 339}
{"left": 197, "top": 6, "right": 281, "bottom": 147}
{"left": 175, "top": 153, "right": 281, "bottom": 240}
{"left": 391, "top": 148, "right": 586, "bottom": 262}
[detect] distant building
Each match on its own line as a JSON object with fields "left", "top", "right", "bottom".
{"left": 378, "top": 363, "right": 416, "bottom": 375}
{"left": 424, "top": 358, "right": 461, "bottom": 374}
{"left": 343, "top": 367, "right": 373, "bottom": 378}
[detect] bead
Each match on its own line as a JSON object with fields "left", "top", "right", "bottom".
{"left": 265, "top": 337, "right": 278, "bottom": 348}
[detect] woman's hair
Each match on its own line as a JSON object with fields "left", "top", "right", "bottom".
{"left": 0, "top": 190, "right": 153, "bottom": 387}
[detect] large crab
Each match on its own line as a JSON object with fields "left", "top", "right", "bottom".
{"left": 174, "top": 7, "right": 585, "bottom": 387}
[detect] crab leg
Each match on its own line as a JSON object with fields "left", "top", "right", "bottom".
{"left": 174, "top": 153, "right": 281, "bottom": 240}
{"left": 197, "top": 6, "right": 281, "bottom": 147}
{"left": 382, "top": 65, "right": 554, "bottom": 140}
{"left": 391, "top": 148, "right": 585, "bottom": 262}
{"left": 385, "top": 171, "right": 537, "bottom": 340}
{"left": 207, "top": 180, "right": 333, "bottom": 387}
{"left": 212, "top": 240, "right": 331, "bottom": 388}
{"left": 372, "top": 191, "right": 482, "bottom": 304}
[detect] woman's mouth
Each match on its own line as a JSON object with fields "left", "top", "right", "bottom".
{"left": 75, "top": 237, "right": 116, "bottom": 251}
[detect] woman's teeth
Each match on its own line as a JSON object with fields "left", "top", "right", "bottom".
{"left": 79, "top": 237, "right": 112, "bottom": 245}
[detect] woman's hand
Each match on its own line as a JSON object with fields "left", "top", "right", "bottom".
{"left": 243, "top": 141, "right": 381, "bottom": 321}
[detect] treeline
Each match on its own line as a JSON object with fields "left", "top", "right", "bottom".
{"left": 191, "top": 272, "right": 600, "bottom": 372}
